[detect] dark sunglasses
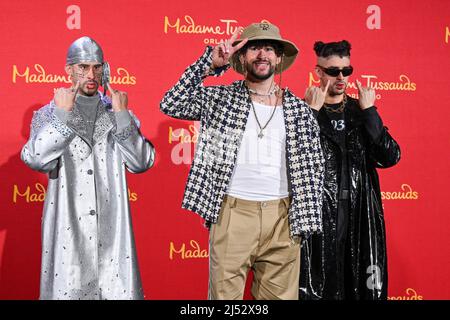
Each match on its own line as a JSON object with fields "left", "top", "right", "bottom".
{"left": 317, "top": 65, "right": 353, "bottom": 77}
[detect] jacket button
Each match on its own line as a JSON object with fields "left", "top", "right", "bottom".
{"left": 89, "top": 210, "right": 96, "bottom": 215}
{"left": 87, "top": 169, "right": 93, "bottom": 175}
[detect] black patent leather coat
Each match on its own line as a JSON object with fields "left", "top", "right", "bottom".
{"left": 300, "top": 96, "right": 401, "bottom": 300}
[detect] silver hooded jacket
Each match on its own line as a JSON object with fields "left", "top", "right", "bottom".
{"left": 21, "top": 95, "right": 154, "bottom": 299}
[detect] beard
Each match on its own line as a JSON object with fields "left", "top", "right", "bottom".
{"left": 73, "top": 81, "right": 99, "bottom": 96}
{"left": 245, "top": 60, "right": 276, "bottom": 81}
{"left": 80, "top": 82, "right": 99, "bottom": 96}
{"left": 71, "top": 71, "right": 100, "bottom": 96}
{"left": 329, "top": 90, "right": 345, "bottom": 97}
{"left": 328, "top": 81, "right": 347, "bottom": 97}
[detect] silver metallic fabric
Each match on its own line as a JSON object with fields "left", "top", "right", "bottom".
{"left": 66, "top": 36, "right": 104, "bottom": 65}
{"left": 102, "top": 61, "right": 111, "bottom": 93}
{"left": 66, "top": 36, "right": 111, "bottom": 94}
{"left": 21, "top": 96, "right": 155, "bottom": 300}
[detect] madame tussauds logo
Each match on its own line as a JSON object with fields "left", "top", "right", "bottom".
{"left": 12, "top": 64, "right": 137, "bottom": 85}
{"left": 164, "top": 15, "right": 238, "bottom": 35}
{"left": 168, "top": 124, "right": 199, "bottom": 165}
{"left": 169, "top": 240, "right": 208, "bottom": 260}
{"left": 164, "top": 15, "right": 270, "bottom": 45}
{"left": 309, "top": 73, "right": 417, "bottom": 100}
{"left": 388, "top": 288, "right": 423, "bottom": 300}
{"left": 381, "top": 184, "right": 419, "bottom": 200}
{"left": 12, "top": 183, "right": 138, "bottom": 203}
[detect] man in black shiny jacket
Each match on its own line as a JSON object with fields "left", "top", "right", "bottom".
{"left": 302, "top": 40, "right": 401, "bottom": 300}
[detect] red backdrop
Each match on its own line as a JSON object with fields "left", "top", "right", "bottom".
{"left": 0, "top": 0, "right": 449, "bottom": 300}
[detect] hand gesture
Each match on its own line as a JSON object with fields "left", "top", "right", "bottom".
{"left": 107, "top": 83, "right": 128, "bottom": 112}
{"left": 304, "top": 80, "right": 330, "bottom": 111}
{"left": 356, "top": 79, "right": 375, "bottom": 110}
{"left": 211, "top": 27, "right": 248, "bottom": 69}
{"left": 54, "top": 81, "right": 80, "bottom": 111}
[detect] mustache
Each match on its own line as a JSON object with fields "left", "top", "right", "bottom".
{"left": 253, "top": 59, "right": 271, "bottom": 64}
{"left": 84, "top": 80, "right": 99, "bottom": 85}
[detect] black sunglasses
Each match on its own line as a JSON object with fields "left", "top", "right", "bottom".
{"left": 317, "top": 65, "right": 353, "bottom": 77}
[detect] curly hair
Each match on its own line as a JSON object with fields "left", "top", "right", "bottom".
{"left": 313, "top": 40, "right": 351, "bottom": 58}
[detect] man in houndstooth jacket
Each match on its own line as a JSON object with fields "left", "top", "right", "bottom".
{"left": 161, "top": 23, "right": 325, "bottom": 300}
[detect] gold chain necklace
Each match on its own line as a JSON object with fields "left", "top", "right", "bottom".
{"left": 248, "top": 86, "right": 278, "bottom": 96}
{"left": 245, "top": 82, "right": 281, "bottom": 138}
{"left": 248, "top": 85, "right": 279, "bottom": 104}
{"left": 323, "top": 95, "right": 347, "bottom": 113}
{"left": 251, "top": 100, "right": 279, "bottom": 138}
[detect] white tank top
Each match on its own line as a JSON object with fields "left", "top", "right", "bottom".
{"left": 227, "top": 101, "right": 289, "bottom": 201}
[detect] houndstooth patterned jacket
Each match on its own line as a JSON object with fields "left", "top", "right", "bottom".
{"left": 160, "top": 46, "right": 324, "bottom": 238}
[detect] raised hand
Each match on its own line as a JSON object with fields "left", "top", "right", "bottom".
{"left": 107, "top": 83, "right": 128, "bottom": 112}
{"left": 304, "top": 80, "right": 331, "bottom": 111}
{"left": 356, "top": 79, "right": 376, "bottom": 110}
{"left": 211, "top": 27, "right": 248, "bottom": 69}
{"left": 54, "top": 81, "right": 80, "bottom": 111}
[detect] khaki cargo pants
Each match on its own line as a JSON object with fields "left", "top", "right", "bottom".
{"left": 208, "top": 195, "right": 300, "bottom": 300}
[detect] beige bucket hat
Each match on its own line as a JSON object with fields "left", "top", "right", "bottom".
{"left": 231, "top": 22, "right": 299, "bottom": 74}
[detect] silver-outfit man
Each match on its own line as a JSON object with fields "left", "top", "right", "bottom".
{"left": 21, "top": 36, "right": 155, "bottom": 299}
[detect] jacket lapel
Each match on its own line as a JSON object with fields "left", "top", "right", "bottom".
{"left": 93, "top": 104, "right": 114, "bottom": 145}
{"left": 233, "top": 81, "right": 252, "bottom": 133}
{"left": 344, "top": 100, "right": 364, "bottom": 135}
{"left": 282, "top": 90, "right": 304, "bottom": 207}
{"left": 282, "top": 90, "right": 298, "bottom": 147}
{"left": 66, "top": 106, "right": 92, "bottom": 149}
{"left": 66, "top": 102, "right": 114, "bottom": 149}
